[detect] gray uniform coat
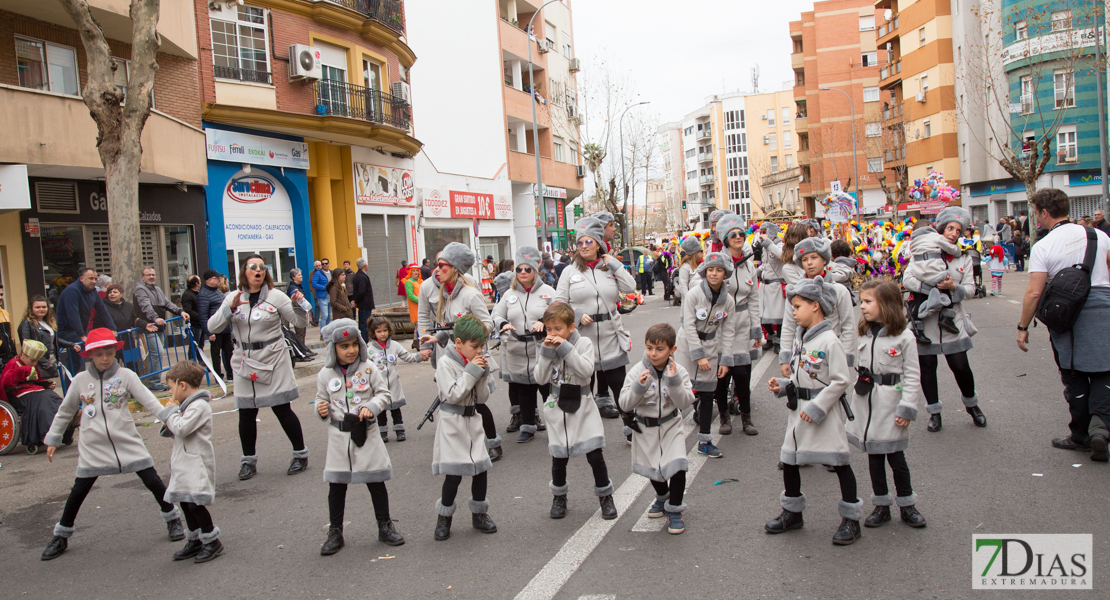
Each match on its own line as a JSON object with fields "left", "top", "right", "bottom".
{"left": 758, "top": 239, "right": 787, "bottom": 324}
{"left": 674, "top": 263, "right": 699, "bottom": 301}
{"left": 901, "top": 253, "right": 977, "bottom": 356}
{"left": 207, "top": 285, "right": 299, "bottom": 408}
{"left": 492, "top": 282, "right": 555, "bottom": 384}
{"left": 846, "top": 325, "right": 921, "bottom": 454}
{"left": 533, "top": 332, "right": 606, "bottom": 459}
{"left": 316, "top": 359, "right": 393, "bottom": 484}
{"left": 779, "top": 275, "right": 857, "bottom": 367}
{"left": 418, "top": 277, "right": 495, "bottom": 372}
{"left": 432, "top": 347, "right": 493, "bottom": 476}
{"left": 723, "top": 254, "right": 762, "bottom": 365}
{"left": 368, "top": 339, "right": 421, "bottom": 410}
{"left": 618, "top": 356, "right": 696, "bottom": 482}
{"left": 158, "top": 390, "right": 216, "bottom": 505}
{"left": 675, "top": 280, "right": 737, "bottom": 392}
{"left": 554, "top": 257, "right": 637, "bottom": 372}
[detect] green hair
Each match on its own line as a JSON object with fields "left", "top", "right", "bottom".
{"left": 452, "top": 315, "right": 488, "bottom": 344}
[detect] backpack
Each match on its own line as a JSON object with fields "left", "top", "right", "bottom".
{"left": 1036, "top": 225, "right": 1097, "bottom": 334}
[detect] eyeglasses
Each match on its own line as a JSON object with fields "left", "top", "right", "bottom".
{"left": 515, "top": 266, "right": 534, "bottom": 274}
{"left": 246, "top": 263, "right": 266, "bottom": 272}
{"left": 576, "top": 239, "right": 596, "bottom": 248}
{"left": 321, "top": 261, "right": 329, "bottom": 266}
{"left": 727, "top": 231, "right": 745, "bottom": 239}
{"left": 436, "top": 262, "right": 452, "bottom": 269}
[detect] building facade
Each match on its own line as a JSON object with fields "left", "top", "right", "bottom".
{"left": 747, "top": 87, "right": 802, "bottom": 220}
{"left": 657, "top": 121, "right": 687, "bottom": 232}
{"left": 678, "top": 93, "right": 754, "bottom": 229}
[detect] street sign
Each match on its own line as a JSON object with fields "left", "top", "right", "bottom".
{"left": 830, "top": 180, "right": 842, "bottom": 194}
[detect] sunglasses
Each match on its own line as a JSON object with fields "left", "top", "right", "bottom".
{"left": 576, "top": 239, "right": 596, "bottom": 247}
{"left": 436, "top": 262, "right": 452, "bottom": 269}
{"left": 246, "top": 263, "right": 266, "bottom": 272}
{"left": 727, "top": 231, "right": 745, "bottom": 239}
{"left": 515, "top": 266, "right": 534, "bottom": 274}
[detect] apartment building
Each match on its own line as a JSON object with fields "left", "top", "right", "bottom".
{"left": 790, "top": 0, "right": 887, "bottom": 218}
{"left": 0, "top": 0, "right": 208, "bottom": 319}
{"left": 746, "top": 87, "right": 802, "bottom": 220}
{"left": 679, "top": 93, "right": 752, "bottom": 229}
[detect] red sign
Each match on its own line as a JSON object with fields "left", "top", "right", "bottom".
{"left": 409, "top": 215, "right": 417, "bottom": 264}
{"left": 556, "top": 199, "right": 565, "bottom": 229}
{"left": 896, "top": 200, "right": 947, "bottom": 212}
{"left": 449, "top": 191, "right": 494, "bottom": 219}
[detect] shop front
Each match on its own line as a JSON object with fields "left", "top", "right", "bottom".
{"left": 541, "top": 188, "right": 570, "bottom": 252}
{"left": 422, "top": 189, "right": 514, "bottom": 265}
{"left": 352, "top": 147, "right": 419, "bottom": 307}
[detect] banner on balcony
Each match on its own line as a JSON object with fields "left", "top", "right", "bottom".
{"left": 354, "top": 162, "right": 416, "bottom": 206}
{"left": 205, "top": 128, "right": 309, "bottom": 170}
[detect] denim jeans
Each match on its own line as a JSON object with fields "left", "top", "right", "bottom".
{"left": 142, "top": 331, "right": 165, "bottom": 384}
{"left": 317, "top": 295, "right": 332, "bottom": 330}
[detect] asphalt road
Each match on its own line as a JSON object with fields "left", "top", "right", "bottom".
{"left": 1, "top": 272, "right": 1107, "bottom": 599}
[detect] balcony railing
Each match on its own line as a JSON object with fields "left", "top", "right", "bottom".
{"left": 698, "top": 152, "right": 713, "bottom": 164}
{"left": 1058, "top": 149, "right": 1078, "bottom": 164}
{"left": 1020, "top": 95, "right": 1034, "bottom": 114}
{"left": 312, "top": 80, "right": 411, "bottom": 130}
{"left": 699, "top": 175, "right": 714, "bottom": 186}
{"left": 214, "top": 65, "right": 272, "bottom": 84}
{"left": 882, "top": 104, "right": 903, "bottom": 121}
{"left": 321, "top": 0, "right": 405, "bottom": 34}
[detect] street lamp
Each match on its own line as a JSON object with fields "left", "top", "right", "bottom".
{"left": 619, "top": 101, "right": 650, "bottom": 245}
{"left": 527, "top": 0, "right": 563, "bottom": 248}
{"left": 819, "top": 87, "right": 861, "bottom": 223}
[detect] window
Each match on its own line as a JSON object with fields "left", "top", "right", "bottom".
{"left": 863, "top": 87, "right": 880, "bottom": 102}
{"left": 685, "top": 148, "right": 696, "bottom": 158}
{"left": 962, "top": 142, "right": 967, "bottom": 162}
{"left": 728, "top": 180, "right": 740, "bottom": 200}
{"left": 739, "top": 155, "right": 748, "bottom": 176}
{"left": 725, "top": 110, "right": 743, "bottom": 130}
{"left": 211, "top": 5, "right": 271, "bottom": 83}
{"left": 770, "top": 156, "right": 779, "bottom": 173}
{"left": 687, "top": 170, "right": 697, "bottom": 180}
{"left": 766, "top": 110, "right": 775, "bottom": 126}
{"left": 769, "top": 134, "right": 777, "bottom": 151}
{"left": 783, "top": 132, "right": 792, "bottom": 148}
{"left": 739, "top": 179, "right": 749, "bottom": 199}
{"left": 859, "top": 15, "right": 875, "bottom": 31}
{"left": 919, "top": 27, "right": 926, "bottom": 45}
{"left": 920, "top": 75, "right": 929, "bottom": 93}
{"left": 562, "top": 32, "right": 572, "bottom": 59}
{"left": 923, "top": 119, "right": 932, "bottom": 138}
{"left": 363, "top": 58, "right": 382, "bottom": 90}
{"left": 1054, "top": 70, "right": 1075, "bottom": 108}
{"left": 727, "top": 156, "right": 739, "bottom": 177}
{"left": 867, "top": 157, "right": 883, "bottom": 173}
{"left": 16, "top": 37, "right": 79, "bottom": 95}
{"left": 1021, "top": 131, "right": 1034, "bottom": 157}
{"left": 1015, "top": 20, "right": 1028, "bottom": 40}
{"left": 550, "top": 79, "right": 562, "bottom": 106}
{"left": 1020, "top": 76, "right": 1033, "bottom": 113}
{"left": 545, "top": 21, "right": 556, "bottom": 46}
{"left": 726, "top": 133, "right": 745, "bottom": 153}
{"left": 785, "top": 154, "right": 794, "bottom": 169}
{"left": 1051, "top": 10, "right": 1072, "bottom": 32}
{"left": 861, "top": 52, "right": 877, "bottom": 67}
{"left": 571, "top": 144, "right": 579, "bottom": 165}
{"left": 865, "top": 122, "right": 881, "bottom": 137}
{"left": 554, "top": 137, "right": 564, "bottom": 162}
{"left": 1057, "top": 126, "right": 1077, "bottom": 163}
{"left": 684, "top": 126, "right": 694, "bottom": 136}
{"left": 782, "top": 107, "right": 790, "bottom": 125}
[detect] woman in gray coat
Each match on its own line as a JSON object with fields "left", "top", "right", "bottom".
{"left": 208, "top": 254, "right": 309, "bottom": 480}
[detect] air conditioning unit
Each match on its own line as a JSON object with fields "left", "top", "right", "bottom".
{"left": 916, "top": 91, "right": 926, "bottom": 102}
{"left": 576, "top": 165, "right": 586, "bottom": 178}
{"left": 567, "top": 103, "right": 579, "bottom": 119}
{"left": 762, "top": 135, "right": 771, "bottom": 144}
{"left": 761, "top": 114, "right": 768, "bottom": 119}
{"left": 538, "top": 39, "right": 553, "bottom": 53}
{"left": 392, "top": 81, "right": 412, "bottom": 106}
{"left": 568, "top": 57, "right": 581, "bottom": 72}
{"left": 289, "top": 44, "right": 322, "bottom": 81}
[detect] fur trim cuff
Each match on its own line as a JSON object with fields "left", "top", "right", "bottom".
{"left": 199, "top": 527, "right": 221, "bottom": 543}
{"left": 549, "top": 481, "right": 569, "bottom": 496}
{"left": 435, "top": 499, "right": 456, "bottom": 517}
{"left": 509, "top": 404, "right": 521, "bottom": 414}
{"left": 53, "top": 523, "right": 75, "bottom": 538}
{"left": 872, "top": 494, "right": 894, "bottom": 507}
{"left": 186, "top": 528, "right": 201, "bottom": 542}
{"left": 292, "top": 448, "right": 310, "bottom": 459}
{"left": 520, "top": 423, "right": 538, "bottom": 434}
{"left": 378, "top": 424, "right": 388, "bottom": 433}
{"left": 894, "top": 404, "right": 918, "bottom": 421}
{"left": 485, "top": 435, "right": 502, "bottom": 449}
{"left": 622, "top": 425, "right": 634, "bottom": 437}
{"left": 655, "top": 493, "right": 669, "bottom": 503}
{"left": 44, "top": 432, "right": 64, "bottom": 447}
{"left": 801, "top": 404, "right": 827, "bottom": 424}
{"left": 594, "top": 394, "right": 616, "bottom": 409}
{"left": 161, "top": 507, "right": 182, "bottom": 522}
{"left": 778, "top": 350, "right": 792, "bottom": 364}
{"left": 838, "top": 499, "right": 864, "bottom": 521}
{"left": 925, "top": 401, "right": 943, "bottom": 415}
{"left": 240, "top": 454, "right": 258, "bottom": 466}
{"left": 780, "top": 492, "right": 805, "bottom": 513}
{"left": 468, "top": 498, "right": 490, "bottom": 514}
{"left": 697, "top": 432, "right": 713, "bottom": 443}
{"left": 594, "top": 480, "right": 615, "bottom": 497}
{"left": 664, "top": 501, "right": 686, "bottom": 514}
{"left": 895, "top": 492, "right": 918, "bottom": 507}
{"left": 961, "top": 394, "right": 979, "bottom": 408}
{"left": 393, "top": 423, "right": 406, "bottom": 432}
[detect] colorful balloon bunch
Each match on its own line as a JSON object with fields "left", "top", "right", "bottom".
{"left": 908, "top": 170, "right": 961, "bottom": 203}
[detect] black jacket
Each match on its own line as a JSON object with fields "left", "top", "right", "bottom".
{"left": 352, "top": 269, "right": 375, "bottom": 311}
{"left": 197, "top": 284, "right": 225, "bottom": 338}
{"left": 103, "top": 298, "right": 145, "bottom": 333}
{"left": 182, "top": 288, "right": 201, "bottom": 323}
{"left": 17, "top": 319, "right": 67, "bottom": 378}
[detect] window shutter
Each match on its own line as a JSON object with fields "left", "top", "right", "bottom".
{"left": 35, "top": 181, "right": 79, "bottom": 213}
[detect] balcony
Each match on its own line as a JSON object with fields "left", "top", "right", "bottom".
{"left": 1020, "top": 95, "right": 1034, "bottom": 114}
{"left": 696, "top": 129, "right": 712, "bottom": 141}
{"left": 762, "top": 166, "right": 801, "bottom": 188}
{"left": 312, "top": 80, "right": 410, "bottom": 129}
{"left": 321, "top": 0, "right": 405, "bottom": 34}
{"left": 795, "top": 148, "right": 809, "bottom": 165}
{"left": 882, "top": 103, "right": 903, "bottom": 122}
{"left": 877, "top": 16, "right": 899, "bottom": 46}
{"left": 697, "top": 152, "right": 713, "bottom": 164}
{"left": 792, "top": 52, "right": 804, "bottom": 71}
{"left": 214, "top": 65, "right": 272, "bottom": 85}
{"left": 699, "top": 175, "right": 715, "bottom": 186}
{"left": 880, "top": 60, "right": 901, "bottom": 89}
{"left": 1057, "top": 149, "right": 1078, "bottom": 164}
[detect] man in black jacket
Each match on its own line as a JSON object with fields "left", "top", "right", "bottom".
{"left": 56, "top": 269, "right": 116, "bottom": 374}
{"left": 352, "top": 257, "right": 375, "bottom": 341}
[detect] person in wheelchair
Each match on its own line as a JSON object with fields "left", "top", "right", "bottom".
{"left": 1, "top": 340, "right": 72, "bottom": 453}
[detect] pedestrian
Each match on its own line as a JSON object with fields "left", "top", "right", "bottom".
{"left": 431, "top": 315, "right": 498, "bottom": 541}
{"left": 420, "top": 258, "right": 433, "bottom": 282}
{"left": 827, "top": 240, "right": 856, "bottom": 290}
{"left": 313, "top": 258, "right": 333, "bottom": 333}
{"left": 353, "top": 258, "right": 375, "bottom": 342}
{"left": 635, "top": 249, "right": 653, "bottom": 295}
{"left": 780, "top": 222, "right": 811, "bottom": 286}
{"left": 328, "top": 270, "right": 354, "bottom": 321}
{"left": 315, "top": 318, "right": 405, "bottom": 556}
{"left": 308, "top": 260, "right": 323, "bottom": 326}
{"left": 619, "top": 323, "right": 695, "bottom": 534}
{"left": 533, "top": 300, "right": 618, "bottom": 521}
{"left": 1093, "top": 210, "right": 1110, "bottom": 237}
{"left": 708, "top": 209, "right": 733, "bottom": 253}
{"left": 132, "top": 266, "right": 190, "bottom": 391}
{"left": 904, "top": 221, "right": 962, "bottom": 342}
{"left": 341, "top": 260, "right": 356, "bottom": 313}
{"left": 158, "top": 361, "right": 224, "bottom": 563}
{"left": 55, "top": 269, "right": 117, "bottom": 375}
{"left": 902, "top": 206, "right": 987, "bottom": 432}
{"left": 778, "top": 237, "right": 856, "bottom": 379}
{"left": 652, "top": 247, "right": 673, "bottom": 300}
{"left": 848, "top": 280, "right": 928, "bottom": 529}
{"left": 102, "top": 284, "right": 154, "bottom": 364}
{"left": 207, "top": 254, "right": 310, "bottom": 480}
{"left": 493, "top": 246, "right": 554, "bottom": 443}
{"left": 540, "top": 257, "right": 557, "bottom": 288}
{"left": 402, "top": 263, "right": 421, "bottom": 334}
{"left": 197, "top": 271, "right": 232, "bottom": 380}
{"left": 181, "top": 275, "right": 203, "bottom": 357}
{"left": 985, "top": 235, "right": 1008, "bottom": 295}
{"left": 554, "top": 253, "right": 571, "bottom": 280}
{"left": 556, "top": 217, "right": 637, "bottom": 424}
{"left": 286, "top": 268, "right": 310, "bottom": 345}
{"left": 757, "top": 222, "right": 788, "bottom": 353}
{"left": 765, "top": 276, "right": 863, "bottom": 546}
{"left": 717, "top": 214, "right": 763, "bottom": 435}
{"left": 1017, "top": 211, "right": 1031, "bottom": 238}
{"left": 368, "top": 316, "right": 423, "bottom": 443}
{"left": 18, "top": 296, "right": 66, "bottom": 380}
{"left": 1012, "top": 233, "right": 1028, "bottom": 272}
{"left": 40, "top": 328, "right": 185, "bottom": 560}
{"left": 1, "top": 339, "right": 69, "bottom": 452}
{"left": 998, "top": 217, "right": 1014, "bottom": 264}
{"left": 673, "top": 236, "right": 703, "bottom": 304}
{"left": 1018, "top": 188, "right": 1110, "bottom": 461}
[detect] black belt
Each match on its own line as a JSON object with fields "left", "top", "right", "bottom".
{"left": 589, "top": 312, "right": 613, "bottom": 323}
{"left": 235, "top": 337, "right": 280, "bottom": 350}
{"left": 330, "top": 418, "right": 357, "bottom": 432}
{"left": 913, "top": 252, "right": 945, "bottom": 261}
{"left": 635, "top": 411, "right": 678, "bottom": 427}
{"left": 735, "top": 303, "right": 748, "bottom": 312}
{"left": 873, "top": 373, "right": 900, "bottom": 386}
{"left": 511, "top": 331, "right": 546, "bottom": 341}
{"left": 763, "top": 278, "right": 784, "bottom": 284}
{"left": 796, "top": 387, "right": 824, "bottom": 400}
{"left": 439, "top": 403, "right": 477, "bottom": 417}
{"left": 697, "top": 330, "right": 717, "bottom": 341}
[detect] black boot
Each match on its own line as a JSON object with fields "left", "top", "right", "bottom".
{"left": 506, "top": 413, "right": 522, "bottom": 433}
{"left": 287, "top": 456, "right": 308, "bottom": 475}
{"left": 381, "top": 431, "right": 389, "bottom": 443}
{"left": 550, "top": 495, "right": 568, "bottom": 519}
{"left": 434, "top": 516, "right": 452, "bottom": 541}
{"left": 167, "top": 518, "right": 185, "bottom": 542}
{"left": 472, "top": 513, "right": 498, "bottom": 533}
{"left": 832, "top": 518, "right": 862, "bottom": 545}
{"left": 41, "top": 536, "right": 68, "bottom": 560}
{"left": 1091, "top": 434, "right": 1110, "bottom": 462}
{"left": 174, "top": 539, "right": 203, "bottom": 560}
{"left": 194, "top": 539, "right": 223, "bottom": 563}
{"left": 863, "top": 506, "right": 891, "bottom": 528}
{"left": 238, "top": 462, "right": 257, "bottom": 480}
{"left": 395, "top": 430, "right": 406, "bottom": 442}
{"left": 377, "top": 520, "right": 405, "bottom": 546}
{"left": 900, "top": 505, "right": 928, "bottom": 528}
{"left": 599, "top": 495, "right": 618, "bottom": 520}
{"left": 927, "top": 413, "right": 942, "bottom": 433}
{"left": 321, "top": 527, "right": 345, "bottom": 555}
{"left": 967, "top": 405, "right": 987, "bottom": 427}
{"left": 764, "top": 509, "right": 804, "bottom": 534}
{"left": 598, "top": 403, "right": 620, "bottom": 419}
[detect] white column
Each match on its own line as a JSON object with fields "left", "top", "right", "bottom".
{"left": 511, "top": 59, "right": 523, "bottom": 90}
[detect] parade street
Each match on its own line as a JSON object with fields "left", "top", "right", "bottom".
{"left": 1, "top": 274, "right": 1105, "bottom": 600}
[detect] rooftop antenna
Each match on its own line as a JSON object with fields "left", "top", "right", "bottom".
{"left": 751, "top": 64, "right": 760, "bottom": 93}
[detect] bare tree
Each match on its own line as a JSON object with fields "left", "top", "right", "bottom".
{"left": 59, "top": 0, "right": 159, "bottom": 290}
{"left": 869, "top": 99, "right": 910, "bottom": 219}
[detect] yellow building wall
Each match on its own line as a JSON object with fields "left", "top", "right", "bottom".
{"left": 0, "top": 212, "right": 28, "bottom": 335}
{"left": 307, "top": 143, "right": 362, "bottom": 269}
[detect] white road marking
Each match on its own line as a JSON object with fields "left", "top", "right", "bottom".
{"left": 1007, "top": 299, "right": 1020, "bottom": 305}
{"left": 577, "top": 596, "right": 617, "bottom": 600}
{"left": 514, "top": 354, "right": 776, "bottom": 600}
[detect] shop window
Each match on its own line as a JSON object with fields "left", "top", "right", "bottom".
{"left": 41, "top": 225, "right": 87, "bottom": 297}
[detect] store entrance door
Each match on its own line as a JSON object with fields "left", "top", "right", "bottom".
{"left": 227, "top": 248, "right": 297, "bottom": 289}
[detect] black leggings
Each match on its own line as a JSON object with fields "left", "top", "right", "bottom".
{"left": 329, "top": 482, "right": 390, "bottom": 528}
{"left": 919, "top": 351, "right": 976, "bottom": 406}
{"left": 60, "top": 467, "right": 174, "bottom": 528}
{"left": 782, "top": 463, "right": 858, "bottom": 504}
{"left": 696, "top": 391, "right": 723, "bottom": 435}
{"left": 867, "top": 452, "right": 913, "bottom": 498}
{"left": 591, "top": 366, "right": 626, "bottom": 400}
{"left": 210, "top": 332, "right": 234, "bottom": 377}
{"left": 441, "top": 471, "right": 488, "bottom": 507}
{"left": 377, "top": 408, "right": 404, "bottom": 428}
{"left": 714, "top": 364, "right": 752, "bottom": 414}
{"left": 509, "top": 383, "right": 541, "bottom": 426}
{"left": 476, "top": 404, "right": 497, "bottom": 440}
{"left": 239, "top": 403, "right": 305, "bottom": 456}
{"left": 650, "top": 471, "right": 686, "bottom": 507}
{"left": 180, "top": 501, "right": 215, "bottom": 534}
{"left": 551, "top": 448, "right": 609, "bottom": 490}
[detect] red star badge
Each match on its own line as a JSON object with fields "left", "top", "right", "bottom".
{"left": 249, "top": 373, "right": 259, "bottom": 381}
{"left": 342, "top": 331, "right": 349, "bottom": 337}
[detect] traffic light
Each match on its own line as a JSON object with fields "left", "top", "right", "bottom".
{"left": 682, "top": 198, "right": 687, "bottom": 210}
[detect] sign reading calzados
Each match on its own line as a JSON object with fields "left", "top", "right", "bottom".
{"left": 205, "top": 128, "right": 310, "bottom": 170}
{"left": 355, "top": 162, "right": 416, "bottom": 206}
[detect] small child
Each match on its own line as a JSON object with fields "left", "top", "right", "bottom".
{"left": 848, "top": 281, "right": 927, "bottom": 529}
{"left": 827, "top": 240, "right": 857, "bottom": 287}
{"left": 369, "top": 316, "right": 423, "bottom": 443}
{"left": 983, "top": 235, "right": 1008, "bottom": 295}
{"left": 41, "top": 328, "right": 184, "bottom": 560}
{"left": 905, "top": 221, "right": 962, "bottom": 342}
{"left": 158, "top": 361, "right": 223, "bottom": 563}
{"left": 432, "top": 315, "right": 497, "bottom": 541}
{"left": 1, "top": 339, "right": 72, "bottom": 451}
{"left": 618, "top": 323, "right": 695, "bottom": 534}
{"left": 533, "top": 301, "right": 617, "bottom": 521}
{"left": 316, "top": 319, "right": 403, "bottom": 555}
{"left": 765, "top": 277, "right": 863, "bottom": 546}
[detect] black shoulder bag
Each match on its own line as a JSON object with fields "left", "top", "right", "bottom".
{"left": 1036, "top": 226, "right": 1097, "bottom": 334}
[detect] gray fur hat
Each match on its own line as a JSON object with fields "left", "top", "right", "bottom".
{"left": 716, "top": 213, "right": 745, "bottom": 240}
{"left": 575, "top": 216, "right": 606, "bottom": 247}
{"left": 515, "top": 245, "right": 543, "bottom": 271}
{"left": 592, "top": 211, "right": 615, "bottom": 226}
{"left": 709, "top": 209, "right": 733, "bottom": 226}
{"left": 801, "top": 218, "right": 821, "bottom": 232}
{"left": 493, "top": 271, "right": 513, "bottom": 294}
{"left": 321, "top": 318, "right": 367, "bottom": 369}
{"left": 440, "top": 242, "right": 476, "bottom": 274}
{"left": 792, "top": 236, "right": 832, "bottom": 265}
{"left": 760, "top": 221, "right": 782, "bottom": 238}
{"left": 786, "top": 275, "right": 836, "bottom": 316}
{"left": 934, "top": 206, "right": 971, "bottom": 234}
{"left": 679, "top": 235, "right": 703, "bottom": 256}
{"left": 697, "top": 251, "right": 735, "bottom": 278}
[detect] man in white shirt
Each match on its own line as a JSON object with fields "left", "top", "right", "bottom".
{"left": 1018, "top": 188, "right": 1110, "bottom": 461}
